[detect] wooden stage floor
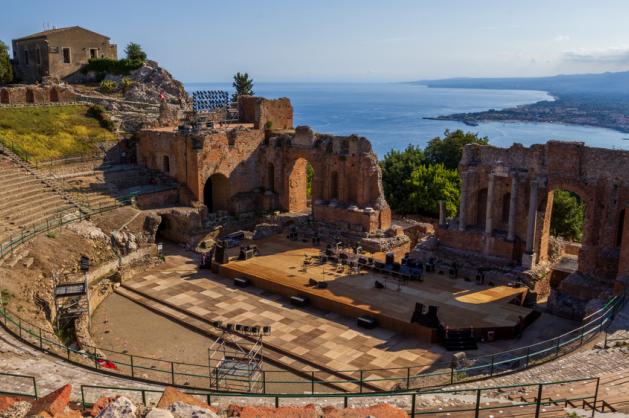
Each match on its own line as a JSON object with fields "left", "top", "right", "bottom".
{"left": 220, "top": 237, "right": 531, "bottom": 332}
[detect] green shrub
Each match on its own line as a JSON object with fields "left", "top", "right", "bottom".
{"left": 81, "top": 58, "right": 143, "bottom": 78}
{"left": 86, "top": 105, "right": 115, "bottom": 131}
{"left": 99, "top": 80, "right": 117, "bottom": 94}
{"left": 121, "top": 76, "right": 134, "bottom": 94}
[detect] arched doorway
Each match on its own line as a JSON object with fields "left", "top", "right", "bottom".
{"left": 287, "top": 158, "right": 315, "bottom": 213}
{"left": 476, "top": 188, "right": 488, "bottom": 227}
{"left": 25, "top": 89, "right": 34, "bottom": 103}
{"left": 266, "top": 163, "right": 275, "bottom": 192}
{"left": 541, "top": 188, "right": 586, "bottom": 271}
{"left": 0, "top": 89, "right": 9, "bottom": 104}
{"left": 49, "top": 88, "right": 59, "bottom": 103}
{"left": 330, "top": 171, "right": 339, "bottom": 200}
{"left": 203, "top": 173, "right": 231, "bottom": 213}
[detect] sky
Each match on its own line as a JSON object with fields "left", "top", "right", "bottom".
{"left": 2, "top": 0, "right": 629, "bottom": 83}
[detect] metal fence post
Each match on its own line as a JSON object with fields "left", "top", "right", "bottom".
{"left": 171, "top": 362, "right": 175, "bottom": 385}
{"left": 311, "top": 371, "right": 315, "bottom": 394}
{"left": 359, "top": 370, "right": 364, "bottom": 393}
{"left": 410, "top": 393, "right": 416, "bottom": 418}
{"left": 450, "top": 367, "right": 454, "bottom": 384}
{"left": 38, "top": 328, "right": 43, "bottom": 349}
{"left": 490, "top": 355, "right": 495, "bottom": 376}
{"left": 130, "top": 355, "right": 134, "bottom": 378}
{"left": 262, "top": 371, "right": 266, "bottom": 394}
{"left": 474, "top": 389, "right": 481, "bottom": 418}
{"left": 534, "top": 383, "right": 543, "bottom": 418}
{"left": 406, "top": 367, "right": 411, "bottom": 389}
{"left": 591, "top": 377, "right": 600, "bottom": 418}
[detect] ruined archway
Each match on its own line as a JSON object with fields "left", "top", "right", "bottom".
{"left": 330, "top": 171, "right": 339, "bottom": 200}
{"left": 539, "top": 188, "right": 586, "bottom": 273}
{"left": 266, "top": 163, "right": 275, "bottom": 192}
{"left": 50, "top": 88, "right": 59, "bottom": 103}
{"left": 162, "top": 155, "right": 170, "bottom": 174}
{"left": 287, "top": 157, "right": 315, "bottom": 213}
{"left": 25, "top": 89, "right": 34, "bottom": 103}
{"left": 203, "top": 173, "right": 231, "bottom": 213}
{"left": 0, "top": 89, "right": 8, "bottom": 104}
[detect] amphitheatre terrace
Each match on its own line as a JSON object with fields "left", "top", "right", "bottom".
{"left": 0, "top": 61, "right": 628, "bottom": 416}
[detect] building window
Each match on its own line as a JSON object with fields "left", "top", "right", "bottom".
{"left": 23, "top": 50, "right": 29, "bottom": 65}
{"left": 35, "top": 48, "right": 41, "bottom": 65}
{"left": 62, "top": 47, "right": 71, "bottom": 64}
{"left": 89, "top": 48, "right": 98, "bottom": 59}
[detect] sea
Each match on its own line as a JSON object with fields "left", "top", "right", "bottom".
{"left": 185, "top": 82, "right": 629, "bottom": 158}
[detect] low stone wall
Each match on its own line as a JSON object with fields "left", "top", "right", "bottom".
{"left": 0, "top": 84, "right": 76, "bottom": 106}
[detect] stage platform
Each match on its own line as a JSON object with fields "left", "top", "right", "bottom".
{"left": 216, "top": 237, "right": 533, "bottom": 343}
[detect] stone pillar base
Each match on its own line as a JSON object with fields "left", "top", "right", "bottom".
{"left": 521, "top": 252, "right": 536, "bottom": 269}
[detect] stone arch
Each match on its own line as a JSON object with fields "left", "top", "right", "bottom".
{"left": 330, "top": 171, "right": 339, "bottom": 200}
{"left": 538, "top": 183, "right": 588, "bottom": 269}
{"left": 49, "top": 87, "right": 59, "bottom": 103}
{"left": 286, "top": 157, "right": 316, "bottom": 213}
{"left": 0, "top": 89, "right": 9, "bottom": 104}
{"left": 501, "top": 192, "right": 511, "bottom": 223}
{"left": 266, "top": 162, "right": 275, "bottom": 192}
{"left": 476, "top": 188, "right": 488, "bottom": 227}
{"left": 203, "top": 173, "right": 231, "bottom": 213}
{"left": 25, "top": 89, "right": 34, "bottom": 103}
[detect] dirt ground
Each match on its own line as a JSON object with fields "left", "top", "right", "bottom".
{"left": 92, "top": 293, "right": 300, "bottom": 389}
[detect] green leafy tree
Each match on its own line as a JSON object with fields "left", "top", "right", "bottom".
{"left": 425, "top": 129, "right": 489, "bottom": 169}
{"left": 407, "top": 164, "right": 460, "bottom": 218}
{"left": 124, "top": 42, "right": 147, "bottom": 62}
{"left": 306, "top": 162, "right": 314, "bottom": 199}
{"left": 380, "top": 145, "right": 425, "bottom": 214}
{"left": 0, "top": 41, "right": 13, "bottom": 84}
{"left": 550, "top": 190, "right": 584, "bottom": 242}
{"left": 232, "top": 72, "right": 254, "bottom": 101}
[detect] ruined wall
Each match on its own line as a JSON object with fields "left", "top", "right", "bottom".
{"left": 0, "top": 85, "right": 76, "bottom": 105}
{"left": 436, "top": 141, "right": 629, "bottom": 283}
{"left": 237, "top": 96, "right": 293, "bottom": 130}
{"left": 137, "top": 98, "right": 391, "bottom": 233}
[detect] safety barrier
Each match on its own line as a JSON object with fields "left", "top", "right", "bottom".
{"left": 79, "top": 377, "right": 601, "bottom": 418}
{"left": 0, "top": 372, "right": 38, "bottom": 399}
{"left": 0, "top": 293, "right": 622, "bottom": 395}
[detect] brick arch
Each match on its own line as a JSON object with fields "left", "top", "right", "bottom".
{"left": 203, "top": 172, "right": 231, "bottom": 213}
{"left": 285, "top": 156, "right": 318, "bottom": 213}
{"left": 538, "top": 178, "right": 592, "bottom": 270}
{"left": 0, "top": 89, "right": 9, "bottom": 104}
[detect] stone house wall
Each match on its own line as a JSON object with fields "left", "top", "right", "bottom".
{"left": 12, "top": 26, "right": 117, "bottom": 83}
{"left": 0, "top": 85, "right": 76, "bottom": 105}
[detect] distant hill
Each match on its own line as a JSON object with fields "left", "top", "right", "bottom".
{"left": 416, "top": 71, "right": 629, "bottom": 97}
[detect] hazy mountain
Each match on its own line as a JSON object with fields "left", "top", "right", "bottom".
{"left": 416, "top": 71, "right": 629, "bottom": 97}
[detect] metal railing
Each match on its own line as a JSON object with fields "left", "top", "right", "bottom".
{"left": 0, "top": 291, "right": 622, "bottom": 395}
{"left": 79, "top": 377, "right": 601, "bottom": 418}
{"left": 0, "top": 372, "right": 38, "bottom": 399}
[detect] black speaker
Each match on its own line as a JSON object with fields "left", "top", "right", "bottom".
{"left": 215, "top": 244, "right": 228, "bottom": 264}
{"left": 385, "top": 252, "right": 395, "bottom": 265}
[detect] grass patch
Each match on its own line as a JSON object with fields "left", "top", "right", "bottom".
{"left": 0, "top": 105, "right": 117, "bottom": 162}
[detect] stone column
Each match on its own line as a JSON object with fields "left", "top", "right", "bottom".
{"left": 458, "top": 173, "right": 468, "bottom": 231}
{"left": 485, "top": 174, "right": 496, "bottom": 235}
{"left": 438, "top": 200, "right": 446, "bottom": 225}
{"left": 525, "top": 180, "right": 539, "bottom": 253}
{"left": 507, "top": 175, "right": 518, "bottom": 241}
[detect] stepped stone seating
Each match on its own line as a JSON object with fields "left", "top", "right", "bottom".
{"left": 55, "top": 163, "right": 180, "bottom": 210}
{"left": 0, "top": 155, "right": 78, "bottom": 243}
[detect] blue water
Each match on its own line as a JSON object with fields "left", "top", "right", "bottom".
{"left": 185, "top": 82, "right": 629, "bottom": 158}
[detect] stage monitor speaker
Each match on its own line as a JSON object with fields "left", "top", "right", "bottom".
{"left": 215, "top": 244, "right": 228, "bottom": 264}
{"left": 385, "top": 252, "right": 395, "bottom": 265}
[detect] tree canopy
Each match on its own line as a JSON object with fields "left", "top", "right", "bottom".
{"left": 0, "top": 41, "right": 13, "bottom": 84}
{"left": 550, "top": 190, "right": 584, "bottom": 242}
{"left": 232, "top": 72, "right": 254, "bottom": 101}
{"left": 124, "top": 42, "right": 147, "bottom": 62}
{"left": 424, "top": 129, "right": 489, "bottom": 169}
{"left": 380, "top": 145, "right": 426, "bottom": 214}
{"left": 407, "top": 163, "right": 460, "bottom": 218}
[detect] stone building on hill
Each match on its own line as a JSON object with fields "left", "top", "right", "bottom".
{"left": 11, "top": 26, "right": 117, "bottom": 83}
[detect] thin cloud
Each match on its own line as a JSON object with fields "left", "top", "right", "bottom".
{"left": 554, "top": 34, "right": 570, "bottom": 42}
{"left": 564, "top": 47, "right": 629, "bottom": 64}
